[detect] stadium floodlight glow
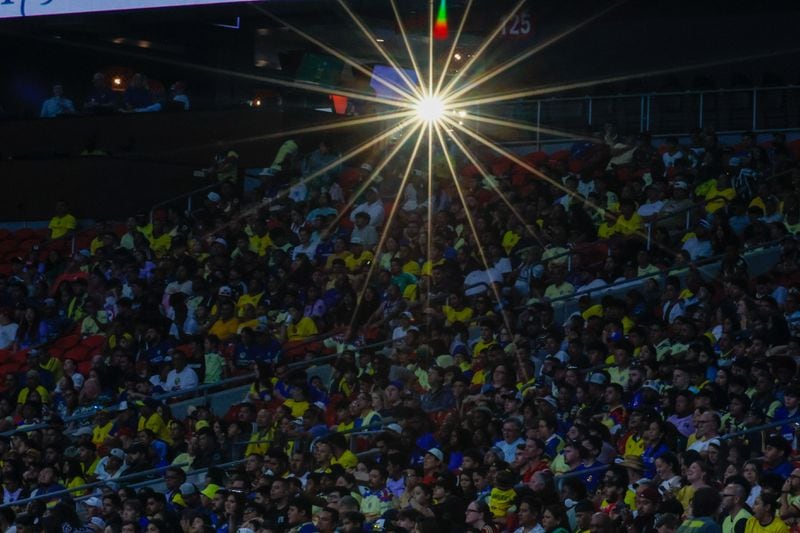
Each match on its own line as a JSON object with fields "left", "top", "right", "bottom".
{"left": 414, "top": 95, "right": 446, "bottom": 124}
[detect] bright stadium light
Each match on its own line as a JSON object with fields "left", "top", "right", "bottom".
{"left": 414, "top": 95, "right": 446, "bottom": 124}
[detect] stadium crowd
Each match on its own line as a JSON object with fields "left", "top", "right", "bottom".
{"left": 0, "top": 121, "right": 800, "bottom": 533}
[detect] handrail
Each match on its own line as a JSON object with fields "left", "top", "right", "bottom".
{"left": 538, "top": 235, "right": 788, "bottom": 309}
{"left": 149, "top": 181, "right": 219, "bottom": 224}
{"left": 555, "top": 463, "right": 608, "bottom": 480}
{"left": 719, "top": 415, "right": 800, "bottom": 442}
{"left": 0, "top": 373, "right": 257, "bottom": 437}
{"left": 0, "top": 462, "right": 190, "bottom": 508}
{"left": 495, "top": 84, "right": 800, "bottom": 105}
{"left": 120, "top": 457, "right": 248, "bottom": 493}
{"left": 152, "top": 372, "right": 255, "bottom": 402}
{"left": 287, "top": 337, "right": 395, "bottom": 370}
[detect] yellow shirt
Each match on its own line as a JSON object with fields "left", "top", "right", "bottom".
{"left": 49, "top": 214, "right": 77, "bottom": 239}
{"left": 287, "top": 317, "right": 318, "bottom": 341}
{"left": 421, "top": 258, "right": 445, "bottom": 277}
{"left": 248, "top": 233, "right": 273, "bottom": 256}
{"left": 67, "top": 476, "right": 87, "bottom": 496}
{"left": 236, "top": 293, "right": 264, "bottom": 317}
{"left": 331, "top": 449, "right": 358, "bottom": 470}
{"left": 138, "top": 413, "right": 170, "bottom": 442}
{"left": 92, "top": 421, "right": 114, "bottom": 447}
{"left": 17, "top": 385, "right": 50, "bottom": 405}
{"left": 283, "top": 399, "right": 310, "bottom": 418}
{"left": 489, "top": 487, "right": 517, "bottom": 518}
{"left": 544, "top": 282, "right": 575, "bottom": 300}
{"left": 90, "top": 236, "right": 104, "bottom": 255}
{"left": 743, "top": 517, "right": 788, "bottom": 533}
{"left": 149, "top": 233, "right": 172, "bottom": 257}
{"left": 245, "top": 427, "right": 274, "bottom": 457}
{"left": 705, "top": 184, "right": 736, "bottom": 214}
{"left": 345, "top": 251, "right": 374, "bottom": 271}
{"left": 326, "top": 251, "right": 353, "bottom": 269}
{"left": 611, "top": 213, "right": 643, "bottom": 236}
{"left": 623, "top": 434, "right": 645, "bottom": 457}
{"left": 501, "top": 231, "right": 521, "bottom": 255}
{"left": 472, "top": 339, "right": 497, "bottom": 357}
{"left": 209, "top": 317, "right": 240, "bottom": 342}
{"left": 442, "top": 305, "right": 473, "bottom": 325}
{"left": 403, "top": 260, "right": 421, "bottom": 276}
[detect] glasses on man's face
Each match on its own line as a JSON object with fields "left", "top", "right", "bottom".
{"left": 466, "top": 508, "right": 479, "bottom": 513}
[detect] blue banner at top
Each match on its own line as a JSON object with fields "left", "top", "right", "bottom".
{"left": 0, "top": 0, "right": 257, "bottom": 18}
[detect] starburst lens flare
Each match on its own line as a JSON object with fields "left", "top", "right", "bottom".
{"left": 414, "top": 95, "right": 446, "bottom": 123}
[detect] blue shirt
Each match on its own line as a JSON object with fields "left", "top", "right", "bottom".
{"left": 40, "top": 97, "right": 75, "bottom": 118}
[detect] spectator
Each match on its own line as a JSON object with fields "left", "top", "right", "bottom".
{"left": 40, "top": 84, "right": 75, "bottom": 118}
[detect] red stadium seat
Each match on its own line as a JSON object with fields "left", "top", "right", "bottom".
{"left": 63, "top": 345, "right": 92, "bottom": 363}
{"left": 53, "top": 334, "right": 81, "bottom": 351}
{"left": 78, "top": 360, "right": 93, "bottom": 376}
{"left": 490, "top": 156, "right": 514, "bottom": 177}
{"left": 82, "top": 335, "right": 106, "bottom": 350}
{"left": 788, "top": 139, "right": 800, "bottom": 161}
{"left": 13, "top": 228, "right": 37, "bottom": 241}
{"left": 550, "top": 150, "right": 570, "bottom": 161}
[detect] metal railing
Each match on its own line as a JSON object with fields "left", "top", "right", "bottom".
{"left": 541, "top": 235, "right": 787, "bottom": 322}
{"left": 149, "top": 181, "right": 219, "bottom": 224}
{"left": 0, "top": 462, "right": 189, "bottom": 508}
{"left": 478, "top": 85, "right": 800, "bottom": 148}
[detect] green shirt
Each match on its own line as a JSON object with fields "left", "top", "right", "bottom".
{"left": 204, "top": 352, "right": 225, "bottom": 384}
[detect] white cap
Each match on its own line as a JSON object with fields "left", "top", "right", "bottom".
{"left": 84, "top": 497, "right": 103, "bottom": 508}
{"left": 426, "top": 448, "right": 444, "bottom": 462}
{"left": 109, "top": 448, "right": 125, "bottom": 460}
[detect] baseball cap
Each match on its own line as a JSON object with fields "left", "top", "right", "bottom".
{"left": 672, "top": 181, "right": 688, "bottom": 190}
{"left": 180, "top": 482, "right": 197, "bottom": 495}
{"left": 385, "top": 423, "right": 403, "bottom": 434}
{"left": 218, "top": 286, "right": 233, "bottom": 297}
{"left": 535, "top": 395, "right": 557, "bottom": 408}
{"left": 201, "top": 483, "right": 221, "bottom": 499}
{"left": 207, "top": 192, "right": 221, "bottom": 203}
{"left": 84, "top": 497, "right": 103, "bottom": 508}
{"left": 109, "top": 448, "right": 125, "bottom": 460}
{"left": 426, "top": 448, "right": 444, "bottom": 462}
{"left": 588, "top": 373, "right": 608, "bottom": 385}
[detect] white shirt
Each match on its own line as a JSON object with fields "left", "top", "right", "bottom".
{"left": 0, "top": 323, "right": 18, "bottom": 349}
{"left": 165, "top": 366, "right": 199, "bottom": 391}
{"left": 350, "top": 200, "right": 385, "bottom": 227}
{"left": 682, "top": 237, "right": 713, "bottom": 260}
{"left": 292, "top": 241, "right": 318, "bottom": 261}
{"left": 662, "top": 150, "right": 685, "bottom": 169}
{"left": 464, "top": 268, "right": 502, "bottom": 296}
{"left": 577, "top": 179, "right": 596, "bottom": 198}
{"left": 637, "top": 200, "right": 665, "bottom": 218}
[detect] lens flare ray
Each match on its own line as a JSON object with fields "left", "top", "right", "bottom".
{"left": 254, "top": 5, "right": 419, "bottom": 103}
{"left": 433, "top": 0, "right": 473, "bottom": 97}
{"left": 443, "top": 0, "right": 627, "bottom": 103}
{"left": 438, "top": 0, "right": 527, "bottom": 100}
{"left": 432, "top": 122, "right": 513, "bottom": 336}
{"left": 442, "top": 124, "right": 546, "bottom": 249}
{"left": 347, "top": 125, "right": 428, "bottom": 334}
{"left": 390, "top": 0, "right": 426, "bottom": 98}
{"left": 270, "top": 115, "right": 419, "bottom": 206}
{"left": 335, "top": 0, "right": 424, "bottom": 100}
{"left": 323, "top": 120, "right": 425, "bottom": 237}
{"left": 441, "top": 115, "right": 666, "bottom": 247}
{"left": 452, "top": 45, "right": 800, "bottom": 109}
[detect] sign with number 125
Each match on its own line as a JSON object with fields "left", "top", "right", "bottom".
{"left": 501, "top": 11, "right": 533, "bottom": 39}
